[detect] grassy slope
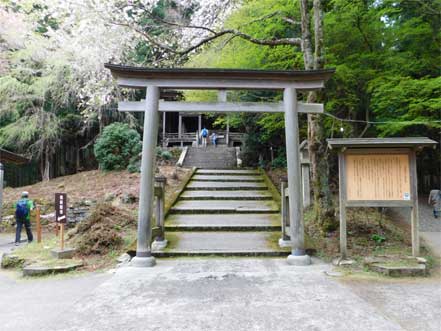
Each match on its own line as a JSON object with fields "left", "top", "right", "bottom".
{"left": 3, "top": 166, "right": 192, "bottom": 215}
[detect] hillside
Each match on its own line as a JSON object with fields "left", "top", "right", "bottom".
{"left": 3, "top": 166, "right": 192, "bottom": 217}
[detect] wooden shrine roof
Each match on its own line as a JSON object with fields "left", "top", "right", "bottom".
{"left": 327, "top": 137, "right": 438, "bottom": 149}
{"left": 105, "top": 64, "right": 335, "bottom": 83}
{"left": 0, "top": 148, "right": 29, "bottom": 165}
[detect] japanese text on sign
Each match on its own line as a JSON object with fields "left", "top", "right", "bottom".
{"left": 55, "top": 193, "right": 67, "bottom": 223}
{"left": 346, "top": 154, "right": 411, "bottom": 201}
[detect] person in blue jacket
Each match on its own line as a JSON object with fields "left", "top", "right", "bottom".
{"left": 14, "top": 191, "right": 34, "bottom": 245}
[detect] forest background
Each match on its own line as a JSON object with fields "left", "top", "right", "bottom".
{"left": 0, "top": 0, "right": 439, "bottom": 198}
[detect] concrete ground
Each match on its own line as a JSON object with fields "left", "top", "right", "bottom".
{"left": 0, "top": 233, "right": 112, "bottom": 331}
{"left": 6, "top": 258, "right": 432, "bottom": 331}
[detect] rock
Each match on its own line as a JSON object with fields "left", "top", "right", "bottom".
{"left": 368, "top": 263, "right": 427, "bottom": 277}
{"left": 117, "top": 253, "right": 131, "bottom": 264}
{"left": 79, "top": 199, "right": 93, "bottom": 207}
{"left": 363, "top": 257, "right": 384, "bottom": 265}
{"left": 120, "top": 193, "right": 138, "bottom": 204}
{"left": 416, "top": 257, "right": 427, "bottom": 264}
{"left": 51, "top": 248, "right": 77, "bottom": 259}
{"left": 23, "top": 262, "right": 83, "bottom": 277}
{"left": 332, "top": 257, "right": 355, "bottom": 266}
{"left": 324, "top": 270, "right": 343, "bottom": 277}
{"left": 1, "top": 254, "right": 25, "bottom": 269}
{"left": 104, "top": 193, "right": 116, "bottom": 202}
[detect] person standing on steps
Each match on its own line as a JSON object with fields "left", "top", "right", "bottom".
{"left": 14, "top": 191, "right": 34, "bottom": 245}
{"left": 428, "top": 189, "right": 441, "bottom": 218}
{"left": 200, "top": 127, "right": 209, "bottom": 148}
{"left": 210, "top": 132, "right": 218, "bottom": 147}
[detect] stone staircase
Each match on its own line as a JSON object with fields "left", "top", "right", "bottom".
{"left": 182, "top": 146, "right": 237, "bottom": 169}
{"left": 153, "top": 169, "right": 291, "bottom": 257}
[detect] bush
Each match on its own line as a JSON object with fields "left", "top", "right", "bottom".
{"left": 161, "top": 150, "right": 172, "bottom": 160}
{"left": 271, "top": 154, "right": 287, "bottom": 169}
{"left": 94, "top": 123, "right": 141, "bottom": 171}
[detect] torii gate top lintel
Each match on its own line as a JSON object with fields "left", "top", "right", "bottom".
{"left": 105, "top": 64, "right": 335, "bottom": 90}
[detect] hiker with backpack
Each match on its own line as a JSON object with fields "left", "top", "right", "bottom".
{"left": 200, "top": 127, "right": 209, "bottom": 148}
{"left": 14, "top": 191, "right": 34, "bottom": 245}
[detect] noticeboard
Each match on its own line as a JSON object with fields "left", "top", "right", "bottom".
{"left": 346, "top": 154, "right": 411, "bottom": 201}
{"left": 55, "top": 193, "right": 67, "bottom": 223}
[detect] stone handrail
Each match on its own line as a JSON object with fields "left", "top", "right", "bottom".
{"left": 152, "top": 176, "right": 167, "bottom": 249}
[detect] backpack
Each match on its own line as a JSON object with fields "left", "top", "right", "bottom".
{"left": 201, "top": 129, "right": 208, "bottom": 138}
{"left": 15, "top": 199, "right": 29, "bottom": 220}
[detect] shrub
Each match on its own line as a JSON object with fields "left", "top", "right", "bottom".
{"left": 271, "top": 154, "right": 287, "bottom": 169}
{"left": 94, "top": 123, "right": 141, "bottom": 171}
{"left": 161, "top": 150, "right": 172, "bottom": 160}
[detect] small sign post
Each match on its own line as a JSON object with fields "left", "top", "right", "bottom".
{"left": 55, "top": 193, "right": 67, "bottom": 251}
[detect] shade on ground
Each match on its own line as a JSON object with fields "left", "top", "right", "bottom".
{"left": 186, "top": 181, "right": 267, "bottom": 190}
{"left": 166, "top": 214, "right": 280, "bottom": 230}
{"left": 170, "top": 200, "right": 279, "bottom": 214}
{"left": 196, "top": 169, "right": 259, "bottom": 175}
{"left": 179, "top": 190, "right": 273, "bottom": 200}
{"left": 154, "top": 232, "right": 289, "bottom": 256}
{"left": 191, "top": 175, "right": 264, "bottom": 182}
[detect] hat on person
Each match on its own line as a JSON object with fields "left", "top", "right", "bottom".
{"left": 21, "top": 191, "right": 29, "bottom": 198}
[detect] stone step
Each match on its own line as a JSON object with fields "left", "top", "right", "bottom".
{"left": 186, "top": 181, "right": 268, "bottom": 191}
{"left": 196, "top": 169, "right": 259, "bottom": 176}
{"left": 191, "top": 175, "right": 264, "bottom": 182}
{"left": 183, "top": 163, "right": 237, "bottom": 169}
{"left": 166, "top": 214, "right": 280, "bottom": 231}
{"left": 170, "top": 200, "right": 279, "bottom": 214}
{"left": 179, "top": 190, "right": 273, "bottom": 200}
{"left": 183, "top": 146, "right": 237, "bottom": 169}
{"left": 152, "top": 231, "right": 290, "bottom": 257}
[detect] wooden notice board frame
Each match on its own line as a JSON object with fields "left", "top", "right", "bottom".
{"left": 338, "top": 148, "right": 418, "bottom": 257}
{"left": 328, "top": 138, "right": 438, "bottom": 259}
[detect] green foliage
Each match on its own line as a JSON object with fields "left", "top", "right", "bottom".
{"left": 369, "top": 76, "right": 441, "bottom": 136}
{"left": 185, "top": 0, "right": 440, "bottom": 169}
{"left": 94, "top": 123, "right": 141, "bottom": 171}
{"left": 371, "top": 234, "right": 386, "bottom": 245}
{"left": 161, "top": 150, "right": 172, "bottom": 160}
{"left": 271, "top": 153, "right": 287, "bottom": 169}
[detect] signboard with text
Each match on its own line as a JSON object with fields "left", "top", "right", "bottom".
{"left": 55, "top": 193, "right": 67, "bottom": 224}
{"left": 346, "top": 154, "right": 411, "bottom": 201}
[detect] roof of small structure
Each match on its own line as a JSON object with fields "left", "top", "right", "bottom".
{"left": 327, "top": 137, "right": 438, "bottom": 149}
{"left": 0, "top": 148, "right": 29, "bottom": 165}
{"left": 105, "top": 64, "right": 335, "bottom": 83}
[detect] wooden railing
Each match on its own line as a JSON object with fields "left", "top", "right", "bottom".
{"left": 162, "top": 131, "right": 245, "bottom": 147}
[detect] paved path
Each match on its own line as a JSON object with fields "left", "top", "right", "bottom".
{"left": 0, "top": 269, "right": 111, "bottom": 331}
{"left": 38, "top": 258, "right": 440, "bottom": 331}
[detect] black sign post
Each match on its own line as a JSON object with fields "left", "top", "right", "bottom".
{"left": 55, "top": 193, "right": 67, "bottom": 250}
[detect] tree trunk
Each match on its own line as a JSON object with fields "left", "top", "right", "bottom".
{"left": 299, "top": 0, "right": 314, "bottom": 70}
{"left": 300, "top": 0, "right": 337, "bottom": 231}
{"left": 43, "top": 145, "right": 50, "bottom": 181}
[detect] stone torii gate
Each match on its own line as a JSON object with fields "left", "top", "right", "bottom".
{"left": 105, "top": 64, "right": 334, "bottom": 267}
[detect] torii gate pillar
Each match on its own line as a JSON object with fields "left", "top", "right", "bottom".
{"left": 284, "top": 88, "right": 311, "bottom": 265}
{"left": 130, "top": 86, "right": 159, "bottom": 267}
